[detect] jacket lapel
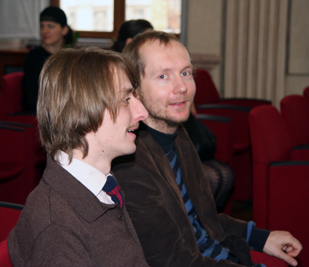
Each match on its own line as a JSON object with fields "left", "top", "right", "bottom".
{"left": 43, "top": 157, "right": 115, "bottom": 223}
{"left": 138, "top": 129, "right": 185, "bottom": 207}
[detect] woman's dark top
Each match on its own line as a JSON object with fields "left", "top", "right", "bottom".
{"left": 22, "top": 46, "right": 52, "bottom": 113}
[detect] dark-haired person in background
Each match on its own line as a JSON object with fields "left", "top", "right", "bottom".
{"left": 22, "top": 6, "right": 74, "bottom": 113}
{"left": 112, "top": 19, "right": 153, "bottom": 53}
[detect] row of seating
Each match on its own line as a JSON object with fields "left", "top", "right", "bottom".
{"left": 0, "top": 72, "right": 46, "bottom": 205}
{"left": 194, "top": 68, "right": 271, "bottom": 211}
{"left": 194, "top": 69, "right": 309, "bottom": 265}
{"left": 249, "top": 102, "right": 309, "bottom": 266}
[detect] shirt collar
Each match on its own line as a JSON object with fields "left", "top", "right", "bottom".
{"left": 58, "top": 151, "right": 109, "bottom": 197}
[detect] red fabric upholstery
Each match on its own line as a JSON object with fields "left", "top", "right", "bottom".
{"left": 0, "top": 239, "right": 13, "bottom": 267}
{"left": 249, "top": 105, "right": 309, "bottom": 266}
{"left": 0, "top": 93, "right": 8, "bottom": 121}
{"left": 1, "top": 72, "right": 24, "bottom": 114}
{"left": 303, "top": 86, "right": 309, "bottom": 102}
{"left": 197, "top": 105, "right": 253, "bottom": 202}
{"left": 193, "top": 70, "right": 272, "bottom": 203}
{"left": 196, "top": 114, "right": 234, "bottom": 214}
{"left": 280, "top": 94, "right": 309, "bottom": 147}
{"left": 0, "top": 203, "right": 23, "bottom": 242}
{"left": 5, "top": 115, "right": 46, "bottom": 165}
{"left": 250, "top": 251, "right": 288, "bottom": 267}
{"left": 194, "top": 69, "right": 220, "bottom": 106}
{"left": 196, "top": 114, "right": 233, "bottom": 164}
{"left": 193, "top": 69, "right": 271, "bottom": 202}
{"left": 0, "top": 124, "right": 44, "bottom": 204}
{"left": 193, "top": 68, "right": 271, "bottom": 108}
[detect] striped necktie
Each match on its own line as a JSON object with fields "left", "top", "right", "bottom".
{"left": 103, "top": 175, "right": 124, "bottom": 208}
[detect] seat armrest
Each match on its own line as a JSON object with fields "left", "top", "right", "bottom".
{"left": 250, "top": 250, "right": 288, "bottom": 267}
{"left": 196, "top": 104, "right": 251, "bottom": 152}
{"left": 219, "top": 98, "right": 271, "bottom": 108}
{"left": 291, "top": 145, "right": 309, "bottom": 161}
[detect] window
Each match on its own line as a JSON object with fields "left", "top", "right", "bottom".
{"left": 126, "top": 0, "right": 181, "bottom": 34}
{"left": 51, "top": 0, "right": 181, "bottom": 39}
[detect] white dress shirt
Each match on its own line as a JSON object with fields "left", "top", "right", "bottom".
{"left": 57, "top": 151, "right": 115, "bottom": 205}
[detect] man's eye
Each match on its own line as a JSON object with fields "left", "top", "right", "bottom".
{"left": 159, "top": 74, "right": 168, "bottom": 79}
{"left": 124, "top": 98, "right": 130, "bottom": 104}
{"left": 182, "top": 71, "right": 191, "bottom": 77}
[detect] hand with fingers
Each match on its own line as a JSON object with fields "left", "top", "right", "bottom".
{"left": 263, "top": 231, "right": 302, "bottom": 266}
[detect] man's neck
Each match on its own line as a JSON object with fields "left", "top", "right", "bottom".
{"left": 143, "top": 117, "right": 178, "bottom": 134}
{"left": 72, "top": 149, "right": 111, "bottom": 176}
{"left": 141, "top": 122, "right": 177, "bottom": 153}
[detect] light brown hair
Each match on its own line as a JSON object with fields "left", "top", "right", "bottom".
{"left": 37, "top": 46, "right": 139, "bottom": 163}
{"left": 122, "top": 30, "right": 181, "bottom": 77}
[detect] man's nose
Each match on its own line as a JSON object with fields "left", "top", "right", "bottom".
{"left": 173, "top": 75, "right": 187, "bottom": 94}
{"left": 133, "top": 98, "right": 148, "bottom": 121}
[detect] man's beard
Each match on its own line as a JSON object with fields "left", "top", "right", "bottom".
{"left": 138, "top": 89, "right": 192, "bottom": 130}
{"left": 147, "top": 108, "right": 190, "bottom": 129}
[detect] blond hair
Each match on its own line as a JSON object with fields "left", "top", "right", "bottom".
{"left": 37, "top": 47, "right": 139, "bottom": 163}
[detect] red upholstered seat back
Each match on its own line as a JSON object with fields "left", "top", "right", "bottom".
{"left": 193, "top": 69, "right": 220, "bottom": 106}
{"left": 0, "top": 205, "right": 22, "bottom": 242}
{"left": 0, "top": 239, "right": 13, "bottom": 267}
{"left": 249, "top": 105, "right": 293, "bottom": 165}
{"left": 303, "top": 86, "right": 309, "bottom": 102}
{"left": 249, "top": 105, "right": 294, "bottom": 228}
{"left": 280, "top": 94, "right": 309, "bottom": 146}
{"left": 2, "top": 72, "right": 24, "bottom": 114}
{"left": 0, "top": 202, "right": 23, "bottom": 267}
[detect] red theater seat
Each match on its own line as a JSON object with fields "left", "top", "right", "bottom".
{"left": 280, "top": 94, "right": 309, "bottom": 147}
{"left": 1, "top": 72, "right": 24, "bottom": 114}
{"left": 249, "top": 105, "right": 309, "bottom": 266}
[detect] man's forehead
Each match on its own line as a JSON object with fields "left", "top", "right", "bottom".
{"left": 140, "top": 39, "right": 192, "bottom": 69}
{"left": 141, "top": 39, "right": 175, "bottom": 54}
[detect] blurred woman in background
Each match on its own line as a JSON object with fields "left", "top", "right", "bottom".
{"left": 22, "top": 6, "right": 73, "bottom": 113}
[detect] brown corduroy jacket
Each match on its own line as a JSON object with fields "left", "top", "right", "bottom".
{"left": 112, "top": 124, "right": 253, "bottom": 267}
{"left": 8, "top": 157, "right": 149, "bottom": 267}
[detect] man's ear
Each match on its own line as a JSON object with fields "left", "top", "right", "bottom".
{"left": 125, "top": 38, "right": 133, "bottom": 45}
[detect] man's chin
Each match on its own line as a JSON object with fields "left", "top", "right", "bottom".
{"left": 162, "top": 115, "right": 190, "bottom": 128}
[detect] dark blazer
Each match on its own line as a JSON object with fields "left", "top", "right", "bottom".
{"left": 112, "top": 125, "right": 253, "bottom": 267}
{"left": 8, "top": 157, "right": 149, "bottom": 267}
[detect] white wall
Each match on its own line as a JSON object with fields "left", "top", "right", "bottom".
{"left": 0, "top": 0, "right": 49, "bottom": 40}
{"left": 186, "top": 0, "right": 309, "bottom": 99}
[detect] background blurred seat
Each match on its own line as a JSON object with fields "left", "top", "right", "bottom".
{"left": 0, "top": 124, "right": 44, "bottom": 205}
{"left": 303, "top": 86, "right": 309, "bottom": 102}
{"left": 280, "top": 94, "right": 309, "bottom": 147}
{"left": 250, "top": 251, "right": 288, "bottom": 267}
{"left": 196, "top": 114, "right": 233, "bottom": 165}
{"left": 193, "top": 68, "right": 271, "bottom": 108}
{"left": 1, "top": 72, "right": 24, "bottom": 114}
{"left": 193, "top": 69, "right": 272, "bottom": 204}
{"left": 249, "top": 105, "right": 309, "bottom": 265}
{"left": 197, "top": 104, "right": 253, "bottom": 203}
{"left": 0, "top": 202, "right": 22, "bottom": 267}
{"left": 0, "top": 202, "right": 23, "bottom": 242}
{"left": 0, "top": 239, "right": 13, "bottom": 267}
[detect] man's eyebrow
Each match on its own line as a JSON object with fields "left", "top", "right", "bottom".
{"left": 121, "top": 87, "right": 134, "bottom": 97}
{"left": 159, "top": 64, "right": 193, "bottom": 72}
{"left": 182, "top": 64, "right": 194, "bottom": 71}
